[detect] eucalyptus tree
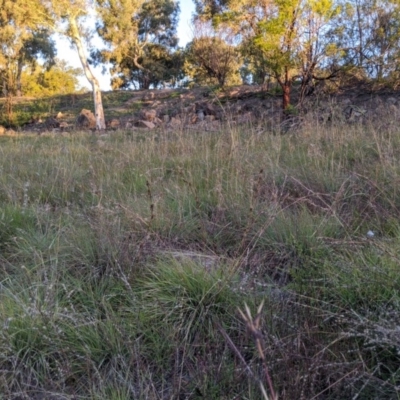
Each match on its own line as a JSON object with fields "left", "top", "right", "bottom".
{"left": 22, "top": 59, "right": 82, "bottom": 96}
{"left": 184, "top": 20, "right": 242, "bottom": 87}
{"left": 94, "top": 0, "right": 180, "bottom": 89}
{"left": 194, "top": 0, "right": 340, "bottom": 110}
{"left": 333, "top": 0, "right": 400, "bottom": 81}
{"left": 16, "top": 31, "right": 57, "bottom": 96}
{"left": 40, "top": 0, "right": 106, "bottom": 129}
{"left": 0, "top": 0, "right": 55, "bottom": 123}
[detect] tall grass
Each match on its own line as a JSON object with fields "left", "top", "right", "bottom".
{"left": 0, "top": 118, "right": 400, "bottom": 398}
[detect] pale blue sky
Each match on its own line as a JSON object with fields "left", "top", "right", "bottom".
{"left": 57, "top": 0, "right": 195, "bottom": 90}
{"left": 177, "top": 0, "right": 196, "bottom": 46}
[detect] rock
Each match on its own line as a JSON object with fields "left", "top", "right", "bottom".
{"left": 0, "top": 125, "right": 5, "bottom": 135}
{"left": 29, "top": 116, "right": 43, "bottom": 124}
{"left": 169, "top": 117, "right": 181, "bottom": 127}
{"left": 229, "top": 88, "right": 240, "bottom": 97}
{"left": 188, "top": 113, "right": 198, "bottom": 124}
{"left": 264, "top": 101, "right": 273, "bottom": 109}
{"left": 344, "top": 105, "right": 367, "bottom": 120}
{"left": 45, "top": 117, "right": 60, "bottom": 129}
{"left": 197, "top": 111, "right": 205, "bottom": 121}
{"left": 204, "top": 115, "right": 215, "bottom": 122}
{"left": 107, "top": 118, "right": 120, "bottom": 130}
{"left": 183, "top": 104, "right": 196, "bottom": 114}
{"left": 141, "top": 109, "right": 157, "bottom": 122}
{"left": 136, "top": 120, "right": 156, "bottom": 129}
{"left": 153, "top": 117, "right": 163, "bottom": 126}
{"left": 204, "top": 102, "right": 218, "bottom": 115}
{"left": 76, "top": 109, "right": 96, "bottom": 129}
{"left": 59, "top": 121, "right": 69, "bottom": 130}
{"left": 162, "top": 115, "right": 170, "bottom": 123}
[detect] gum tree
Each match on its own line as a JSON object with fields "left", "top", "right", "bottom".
{"left": 94, "top": 0, "right": 180, "bottom": 89}
{"left": 184, "top": 20, "right": 242, "bottom": 87}
{"left": 0, "top": 0, "right": 55, "bottom": 123}
{"left": 195, "top": 0, "right": 340, "bottom": 111}
{"left": 333, "top": 0, "right": 400, "bottom": 81}
{"left": 41, "top": 0, "right": 106, "bottom": 129}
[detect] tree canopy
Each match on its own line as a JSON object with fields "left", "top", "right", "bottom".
{"left": 21, "top": 59, "right": 82, "bottom": 97}
{"left": 95, "top": 0, "right": 180, "bottom": 89}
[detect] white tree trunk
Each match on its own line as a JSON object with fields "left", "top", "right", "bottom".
{"left": 69, "top": 18, "right": 106, "bottom": 130}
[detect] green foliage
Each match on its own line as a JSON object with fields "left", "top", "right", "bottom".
{"left": 137, "top": 257, "right": 240, "bottom": 340}
{"left": 0, "top": 1, "right": 53, "bottom": 94}
{"left": 184, "top": 23, "right": 242, "bottom": 87}
{"left": 185, "top": 40, "right": 241, "bottom": 87}
{"left": 0, "top": 206, "right": 37, "bottom": 251}
{"left": 0, "top": 1, "right": 57, "bottom": 126}
{"left": 333, "top": 0, "right": 400, "bottom": 80}
{"left": 95, "top": 0, "right": 181, "bottom": 89}
{"left": 194, "top": 0, "right": 341, "bottom": 107}
{"left": 21, "top": 59, "right": 82, "bottom": 97}
{"left": 110, "top": 44, "right": 185, "bottom": 90}
{"left": 284, "top": 103, "right": 298, "bottom": 115}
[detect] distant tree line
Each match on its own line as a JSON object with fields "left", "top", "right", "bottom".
{"left": 192, "top": 0, "right": 400, "bottom": 109}
{"left": 1, "top": 0, "right": 400, "bottom": 126}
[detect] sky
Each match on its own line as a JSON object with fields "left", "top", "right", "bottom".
{"left": 56, "top": 0, "right": 196, "bottom": 91}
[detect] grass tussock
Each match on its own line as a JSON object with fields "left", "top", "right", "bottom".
{"left": 0, "top": 119, "right": 400, "bottom": 399}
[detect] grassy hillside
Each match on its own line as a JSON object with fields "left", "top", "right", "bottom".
{"left": 0, "top": 116, "right": 400, "bottom": 399}
{"left": 0, "top": 91, "right": 137, "bottom": 127}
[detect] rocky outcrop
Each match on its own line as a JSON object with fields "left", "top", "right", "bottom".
{"left": 136, "top": 120, "right": 156, "bottom": 129}
{"left": 76, "top": 109, "right": 96, "bottom": 129}
{"left": 107, "top": 118, "right": 120, "bottom": 130}
{"left": 141, "top": 109, "right": 157, "bottom": 122}
{"left": 343, "top": 104, "right": 367, "bottom": 121}
{"left": 168, "top": 117, "right": 182, "bottom": 127}
{"left": 44, "top": 117, "right": 60, "bottom": 129}
{"left": 15, "top": 85, "right": 400, "bottom": 135}
{"left": 59, "top": 122, "right": 70, "bottom": 131}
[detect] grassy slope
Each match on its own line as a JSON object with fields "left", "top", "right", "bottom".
{"left": 0, "top": 116, "right": 400, "bottom": 399}
{"left": 0, "top": 90, "right": 143, "bottom": 127}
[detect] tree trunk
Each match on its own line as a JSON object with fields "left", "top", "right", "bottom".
{"left": 278, "top": 69, "right": 291, "bottom": 111}
{"left": 140, "top": 74, "right": 151, "bottom": 90}
{"left": 16, "top": 58, "right": 23, "bottom": 97}
{"left": 282, "top": 83, "right": 290, "bottom": 110}
{"left": 299, "top": 70, "right": 315, "bottom": 107}
{"left": 1, "top": 75, "right": 7, "bottom": 97}
{"left": 69, "top": 18, "right": 106, "bottom": 130}
{"left": 356, "top": 2, "right": 364, "bottom": 68}
{"left": 217, "top": 72, "right": 225, "bottom": 87}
